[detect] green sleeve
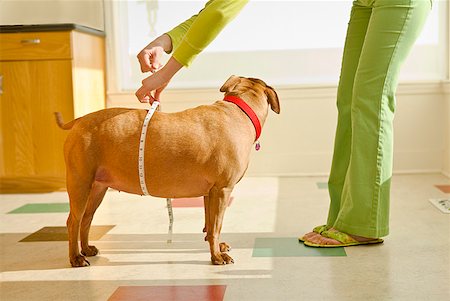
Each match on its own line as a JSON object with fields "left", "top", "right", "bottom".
{"left": 166, "top": 0, "right": 248, "bottom": 67}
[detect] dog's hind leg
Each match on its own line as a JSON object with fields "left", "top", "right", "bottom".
{"left": 206, "top": 186, "right": 234, "bottom": 265}
{"left": 66, "top": 173, "right": 94, "bottom": 267}
{"left": 80, "top": 181, "right": 108, "bottom": 257}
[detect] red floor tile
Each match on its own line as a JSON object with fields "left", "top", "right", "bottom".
{"left": 435, "top": 185, "right": 450, "bottom": 193}
{"left": 171, "top": 197, "right": 234, "bottom": 208}
{"left": 108, "top": 285, "right": 226, "bottom": 301}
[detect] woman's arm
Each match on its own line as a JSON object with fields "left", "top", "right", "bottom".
{"left": 136, "top": 0, "right": 248, "bottom": 103}
{"left": 167, "top": 0, "right": 248, "bottom": 67}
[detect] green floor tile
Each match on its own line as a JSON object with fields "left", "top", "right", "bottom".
{"left": 9, "top": 203, "right": 69, "bottom": 214}
{"left": 316, "top": 182, "right": 328, "bottom": 190}
{"left": 253, "top": 237, "right": 346, "bottom": 257}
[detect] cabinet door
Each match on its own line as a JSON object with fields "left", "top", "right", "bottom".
{"left": 0, "top": 60, "right": 74, "bottom": 192}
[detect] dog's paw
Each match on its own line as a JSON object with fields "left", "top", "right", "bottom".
{"left": 211, "top": 253, "right": 234, "bottom": 265}
{"left": 81, "top": 245, "right": 99, "bottom": 257}
{"left": 70, "top": 255, "right": 91, "bottom": 267}
{"left": 219, "top": 242, "right": 231, "bottom": 252}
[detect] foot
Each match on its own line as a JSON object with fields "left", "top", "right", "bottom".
{"left": 70, "top": 254, "right": 90, "bottom": 267}
{"left": 303, "top": 228, "right": 378, "bottom": 246}
{"left": 211, "top": 252, "right": 234, "bottom": 265}
{"left": 81, "top": 245, "right": 99, "bottom": 257}
{"left": 219, "top": 242, "right": 231, "bottom": 252}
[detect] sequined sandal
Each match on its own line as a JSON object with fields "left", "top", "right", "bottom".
{"left": 303, "top": 228, "right": 384, "bottom": 248}
{"left": 298, "top": 224, "right": 330, "bottom": 242}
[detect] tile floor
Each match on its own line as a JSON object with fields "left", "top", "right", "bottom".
{"left": 0, "top": 174, "right": 449, "bottom": 301}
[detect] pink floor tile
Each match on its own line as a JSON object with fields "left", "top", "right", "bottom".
{"left": 108, "top": 285, "right": 226, "bottom": 301}
{"left": 435, "top": 185, "right": 450, "bottom": 193}
{"left": 171, "top": 197, "right": 234, "bottom": 208}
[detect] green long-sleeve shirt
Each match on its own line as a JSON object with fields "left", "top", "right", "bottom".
{"left": 166, "top": 0, "right": 248, "bottom": 67}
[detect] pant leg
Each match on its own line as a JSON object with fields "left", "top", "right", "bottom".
{"left": 332, "top": 0, "right": 431, "bottom": 238}
{"left": 327, "top": 2, "right": 372, "bottom": 226}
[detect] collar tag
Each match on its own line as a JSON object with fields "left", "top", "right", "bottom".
{"left": 255, "top": 140, "right": 261, "bottom": 151}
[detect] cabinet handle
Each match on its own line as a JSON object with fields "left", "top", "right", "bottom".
{"left": 0, "top": 75, "right": 3, "bottom": 95}
{"left": 20, "top": 39, "right": 41, "bottom": 44}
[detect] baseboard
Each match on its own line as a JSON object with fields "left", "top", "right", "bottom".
{"left": 245, "top": 149, "right": 444, "bottom": 177}
{"left": 244, "top": 170, "right": 444, "bottom": 178}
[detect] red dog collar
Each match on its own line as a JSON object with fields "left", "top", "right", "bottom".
{"left": 223, "top": 95, "right": 262, "bottom": 141}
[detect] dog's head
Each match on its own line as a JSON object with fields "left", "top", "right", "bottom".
{"left": 220, "top": 75, "right": 280, "bottom": 115}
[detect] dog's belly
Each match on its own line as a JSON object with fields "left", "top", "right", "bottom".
{"left": 94, "top": 165, "right": 212, "bottom": 198}
{"left": 147, "top": 180, "right": 212, "bottom": 198}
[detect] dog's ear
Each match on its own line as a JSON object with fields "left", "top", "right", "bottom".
{"left": 265, "top": 87, "right": 280, "bottom": 114}
{"left": 220, "top": 75, "right": 241, "bottom": 93}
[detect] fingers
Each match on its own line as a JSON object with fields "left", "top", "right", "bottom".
{"left": 137, "top": 51, "right": 152, "bottom": 73}
{"left": 135, "top": 85, "right": 155, "bottom": 104}
{"left": 137, "top": 47, "right": 164, "bottom": 73}
{"left": 136, "top": 87, "right": 165, "bottom": 104}
{"left": 135, "top": 59, "right": 178, "bottom": 103}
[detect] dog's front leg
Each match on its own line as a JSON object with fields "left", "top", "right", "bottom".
{"left": 204, "top": 195, "right": 231, "bottom": 252}
{"left": 206, "top": 186, "right": 234, "bottom": 265}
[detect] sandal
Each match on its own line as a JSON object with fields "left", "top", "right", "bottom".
{"left": 298, "top": 224, "right": 330, "bottom": 242}
{"left": 303, "top": 228, "right": 384, "bottom": 248}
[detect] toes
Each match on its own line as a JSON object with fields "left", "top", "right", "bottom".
{"left": 219, "top": 242, "right": 231, "bottom": 252}
{"left": 211, "top": 253, "right": 234, "bottom": 265}
{"left": 303, "top": 232, "right": 321, "bottom": 241}
{"left": 70, "top": 255, "right": 90, "bottom": 267}
{"left": 319, "top": 236, "right": 341, "bottom": 245}
{"left": 302, "top": 232, "right": 342, "bottom": 245}
{"left": 81, "top": 245, "right": 99, "bottom": 257}
{"left": 211, "top": 256, "right": 225, "bottom": 265}
{"left": 221, "top": 253, "right": 234, "bottom": 264}
{"left": 309, "top": 235, "right": 340, "bottom": 245}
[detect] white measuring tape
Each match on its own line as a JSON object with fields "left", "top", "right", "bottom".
{"left": 138, "top": 100, "right": 173, "bottom": 243}
{"left": 138, "top": 101, "right": 159, "bottom": 195}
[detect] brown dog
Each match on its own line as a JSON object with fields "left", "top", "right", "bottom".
{"left": 55, "top": 75, "right": 280, "bottom": 267}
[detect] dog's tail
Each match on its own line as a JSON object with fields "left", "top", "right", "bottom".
{"left": 54, "top": 112, "right": 78, "bottom": 130}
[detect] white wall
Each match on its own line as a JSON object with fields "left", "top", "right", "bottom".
{"left": 0, "top": 0, "right": 104, "bottom": 31}
{"left": 108, "top": 82, "right": 448, "bottom": 177}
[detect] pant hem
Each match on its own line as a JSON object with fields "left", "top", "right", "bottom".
{"left": 333, "top": 220, "right": 389, "bottom": 238}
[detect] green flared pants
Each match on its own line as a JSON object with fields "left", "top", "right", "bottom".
{"left": 327, "top": 0, "right": 431, "bottom": 238}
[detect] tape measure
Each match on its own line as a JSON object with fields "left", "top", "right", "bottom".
{"left": 138, "top": 101, "right": 159, "bottom": 195}
{"left": 138, "top": 101, "right": 173, "bottom": 243}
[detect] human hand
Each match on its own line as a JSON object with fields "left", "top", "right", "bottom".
{"left": 137, "top": 34, "right": 173, "bottom": 73}
{"left": 135, "top": 57, "right": 183, "bottom": 103}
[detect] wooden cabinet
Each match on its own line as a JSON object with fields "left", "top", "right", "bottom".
{"left": 0, "top": 25, "right": 106, "bottom": 193}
